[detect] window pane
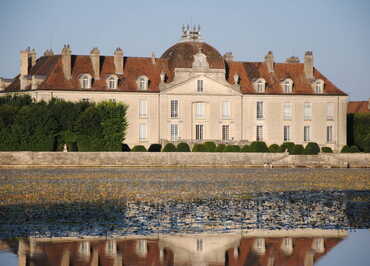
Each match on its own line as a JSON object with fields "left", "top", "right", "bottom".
{"left": 171, "top": 124, "right": 178, "bottom": 141}
{"left": 283, "top": 103, "right": 292, "bottom": 120}
{"left": 139, "top": 124, "right": 147, "bottom": 140}
{"left": 171, "top": 100, "right": 178, "bottom": 118}
{"left": 196, "top": 103, "right": 205, "bottom": 118}
{"left": 326, "top": 126, "right": 332, "bottom": 143}
{"left": 327, "top": 103, "right": 334, "bottom": 120}
{"left": 256, "top": 125, "right": 263, "bottom": 141}
{"left": 304, "top": 103, "right": 312, "bottom": 120}
{"left": 139, "top": 100, "right": 148, "bottom": 117}
{"left": 284, "top": 125, "right": 290, "bottom": 141}
{"left": 304, "top": 126, "right": 310, "bottom": 142}
{"left": 257, "top": 102, "right": 263, "bottom": 119}
{"left": 196, "top": 124, "right": 203, "bottom": 140}
{"left": 223, "top": 101, "right": 231, "bottom": 118}
{"left": 222, "top": 125, "right": 229, "bottom": 141}
{"left": 197, "top": 80, "right": 203, "bottom": 92}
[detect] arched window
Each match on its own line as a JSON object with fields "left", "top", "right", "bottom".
{"left": 282, "top": 79, "right": 293, "bottom": 93}
{"left": 137, "top": 75, "right": 149, "bottom": 90}
{"left": 255, "top": 78, "right": 266, "bottom": 93}
{"left": 79, "top": 74, "right": 92, "bottom": 89}
{"left": 106, "top": 75, "right": 118, "bottom": 89}
{"left": 314, "top": 79, "right": 324, "bottom": 94}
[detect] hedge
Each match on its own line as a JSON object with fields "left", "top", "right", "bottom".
{"left": 216, "top": 144, "right": 226, "bottom": 152}
{"left": 291, "top": 144, "right": 305, "bottom": 155}
{"left": 148, "top": 144, "right": 162, "bottom": 152}
{"left": 321, "top": 147, "right": 333, "bottom": 153}
{"left": 304, "top": 142, "right": 320, "bottom": 155}
{"left": 224, "top": 145, "right": 241, "bottom": 152}
{"left": 348, "top": 113, "right": 370, "bottom": 152}
{"left": 192, "top": 143, "right": 207, "bottom": 152}
{"left": 250, "top": 141, "right": 269, "bottom": 152}
{"left": 162, "top": 143, "right": 176, "bottom": 152}
{"left": 341, "top": 145, "right": 351, "bottom": 153}
{"left": 203, "top": 141, "right": 216, "bottom": 152}
{"left": 122, "top": 144, "right": 131, "bottom": 152}
{"left": 241, "top": 144, "right": 251, "bottom": 152}
{"left": 176, "top": 142, "right": 190, "bottom": 152}
{"left": 131, "top": 145, "right": 147, "bottom": 152}
{"left": 279, "top": 142, "right": 295, "bottom": 153}
{"left": 349, "top": 145, "right": 360, "bottom": 153}
{"left": 268, "top": 144, "right": 280, "bottom": 153}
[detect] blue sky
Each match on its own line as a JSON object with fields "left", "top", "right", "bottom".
{"left": 0, "top": 0, "right": 369, "bottom": 100}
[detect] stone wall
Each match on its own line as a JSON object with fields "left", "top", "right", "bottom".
{"left": 0, "top": 152, "right": 369, "bottom": 168}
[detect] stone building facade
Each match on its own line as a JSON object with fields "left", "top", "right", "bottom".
{"left": 0, "top": 26, "right": 348, "bottom": 150}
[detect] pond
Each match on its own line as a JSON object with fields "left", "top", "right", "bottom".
{"left": 0, "top": 167, "right": 369, "bottom": 265}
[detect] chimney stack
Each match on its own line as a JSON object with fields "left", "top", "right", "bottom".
{"left": 90, "top": 47, "right": 100, "bottom": 80}
{"left": 304, "top": 51, "right": 314, "bottom": 80}
{"left": 43, "top": 49, "right": 54, "bottom": 57}
{"left": 151, "top": 52, "right": 156, "bottom": 64}
{"left": 20, "top": 47, "right": 32, "bottom": 76}
{"left": 224, "top": 52, "right": 234, "bottom": 62}
{"left": 114, "top": 48, "right": 124, "bottom": 74}
{"left": 29, "top": 48, "right": 37, "bottom": 67}
{"left": 264, "top": 51, "right": 274, "bottom": 73}
{"left": 61, "top": 44, "right": 72, "bottom": 80}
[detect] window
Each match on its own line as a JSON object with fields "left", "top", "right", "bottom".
{"left": 80, "top": 74, "right": 92, "bottom": 89}
{"left": 222, "top": 125, "right": 230, "bottom": 141}
{"left": 256, "top": 239, "right": 265, "bottom": 249}
{"left": 196, "top": 239, "right": 203, "bottom": 252}
{"left": 196, "top": 124, "right": 204, "bottom": 140}
{"left": 136, "top": 240, "right": 148, "bottom": 257}
{"left": 304, "top": 103, "right": 312, "bottom": 120}
{"left": 195, "top": 102, "right": 205, "bottom": 118}
{"left": 137, "top": 75, "right": 149, "bottom": 90}
{"left": 315, "top": 80, "right": 324, "bottom": 94}
{"left": 170, "top": 124, "right": 178, "bottom": 141}
{"left": 107, "top": 75, "right": 118, "bottom": 89}
{"left": 257, "top": 101, "right": 264, "bottom": 120}
{"left": 139, "top": 100, "right": 148, "bottom": 118}
{"left": 170, "top": 100, "right": 178, "bottom": 118}
{"left": 105, "top": 240, "right": 116, "bottom": 256}
{"left": 304, "top": 126, "right": 310, "bottom": 142}
{"left": 197, "top": 80, "right": 203, "bottom": 92}
{"left": 283, "top": 103, "right": 292, "bottom": 120}
{"left": 256, "top": 125, "right": 263, "bottom": 141}
{"left": 327, "top": 103, "right": 334, "bottom": 120}
{"left": 326, "top": 125, "right": 333, "bottom": 143}
{"left": 79, "top": 242, "right": 90, "bottom": 256}
{"left": 284, "top": 125, "right": 290, "bottom": 141}
{"left": 256, "top": 80, "right": 265, "bottom": 93}
{"left": 222, "top": 101, "right": 231, "bottom": 119}
{"left": 139, "top": 124, "right": 147, "bottom": 140}
{"left": 283, "top": 80, "right": 292, "bottom": 93}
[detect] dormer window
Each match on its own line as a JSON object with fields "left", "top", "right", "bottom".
{"left": 197, "top": 80, "right": 203, "bottom": 92}
{"left": 80, "top": 74, "right": 92, "bottom": 89}
{"left": 314, "top": 79, "right": 324, "bottom": 94}
{"left": 255, "top": 79, "right": 266, "bottom": 93}
{"left": 137, "top": 75, "right": 149, "bottom": 90}
{"left": 282, "top": 79, "right": 293, "bottom": 93}
{"left": 107, "top": 75, "right": 118, "bottom": 89}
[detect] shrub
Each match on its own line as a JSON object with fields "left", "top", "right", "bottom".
{"left": 290, "top": 144, "right": 304, "bottom": 155}
{"left": 131, "top": 145, "right": 147, "bottom": 152}
{"left": 122, "top": 144, "right": 131, "bottom": 152}
{"left": 304, "top": 142, "right": 320, "bottom": 155}
{"left": 162, "top": 143, "right": 176, "bottom": 152}
{"left": 250, "top": 141, "right": 269, "bottom": 152}
{"left": 224, "top": 145, "right": 241, "bottom": 152}
{"left": 279, "top": 142, "right": 295, "bottom": 153}
{"left": 241, "top": 144, "right": 251, "bottom": 152}
{"left": 341, "top": 145, "right": 351, "bottom": 153}
{"left": 148, "top": 144, "right": 162, "bottom": 152}
{"left": 192, "top": 143, "right": 207, "bottom": 152}
{"left": 215, "top": 144, "right": 226, "bottom": 152}
{"left": 349, "top": 145, "right": 360, "bottom": 153}
{"left": 321, "top": 147, "right": 333, "bottom": 153}
{"left": 176, "top": 142, "right": 190, "bottom": 152}
{"left": 348, "top": 113, "right": 370, "bottom": 152}
{"left": 269, "top": 144, "right": 280, "bottom": 153}
{"left": 203, "top": 141, "right": 217, "bottom": 152}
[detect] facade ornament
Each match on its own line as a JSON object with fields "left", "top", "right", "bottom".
{"left": 192, "top": 50, "right": 209, "bottom": 69}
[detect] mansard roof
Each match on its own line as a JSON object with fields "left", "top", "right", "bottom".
{"left": 4, "top": 45, "right": 347, "bottom": 96}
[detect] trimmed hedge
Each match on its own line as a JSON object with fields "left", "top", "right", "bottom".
{"left": 321, "top": 147, "right": 333, "bottom": 153}
{"left": 148, "top": 144, "right": 162, "bottom": 152}
{"left": 122, "top": 144, "right": 131, "bottom": 152}
{"left": 250, "top": 141, "right": 269, "bottom": 152}
{"left": 162, "top": 143, "right": 176, "bottom": 152}
{"left": 216, "top": 144, "right": 226, "bottom": 152}
{"left": 192, "top": 143, "right": 207, "bottom": 152}
{"left": 204, "top": 141, "right": 216, "bottom": 152}
{"left": 291, "top": 144, "right": 305, "bottom": 155}
{"left": 131, "top": 145, "right": 147, "bottom": 152}
{"left": 241, "top": 144, "right": 251, "bottom": 152}
{"left": 176, "top": 142, "right": 190, "bottom": 152}
{"left": 279, "top": 142, "right": 295, "bottom": 153}
{"left": 304, "top": 142, "right": 320, "bottom": 155}
{"left": 349, "top": 145, "right": 360, "bottom": 153}
{"left": 268, "top": 144, "right": 280, "bottom": 153}
{"left": 224, "top": 145, "right": 241, "bottom": 152}
{"left": 341, "top": 145, "right": 351, "bottom": 153}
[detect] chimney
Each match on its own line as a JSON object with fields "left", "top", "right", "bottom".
{"left": 20, "top": 47, "right": 31, "bottom": 76}
{"left": 151, "top": 52, "right": 156, "bottom": 64}
{"left": 61, "top": 44, "right": 72, "bottom": 80}
{"left": 114, "top": 48, "right": 124, "bottom": 74}
{"left": 286, "top": 56, "right": 300, "bottom": 63}
{"left": 304, "top": 51, "right": 314, "bottom": 80}
{"left": 29, "top": 48, "right": 37, "bottom": 67}
{"left": 264, "top": 51, "right": 274, "bottom": 73}
{"left": 43, "top": 49, "right": 54, "bottom": 57}
{"left": 224, "top": 52, "right": 234, "bottom": 62}
{"left": 90, "top": 47, "right": 100, "bottom": 80}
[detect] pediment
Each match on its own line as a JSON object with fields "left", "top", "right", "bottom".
{"left": 161, "top": 75, "right": 241, "bottom": 96}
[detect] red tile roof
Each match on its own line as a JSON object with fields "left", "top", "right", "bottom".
{"left": 3, "top": 42, "right": 347, "bottom": 96}
{"left": 348, "top": 101, "right": 370, "bottom": 113}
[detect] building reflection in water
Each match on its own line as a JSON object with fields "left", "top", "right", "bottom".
{"left": 0, "top": 229, "right": 347, "bottom": 266}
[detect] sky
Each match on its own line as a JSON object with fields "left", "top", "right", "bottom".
{"left": 0, "top": 0, "right": 369, "bottom": 100}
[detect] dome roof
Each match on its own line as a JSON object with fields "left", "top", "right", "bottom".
{"left": 160, "top": 41, "right": 225, "bottom": 70}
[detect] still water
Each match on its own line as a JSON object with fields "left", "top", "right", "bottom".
{"left": 0, "top": 168, "right": 369, "bottom": 265}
